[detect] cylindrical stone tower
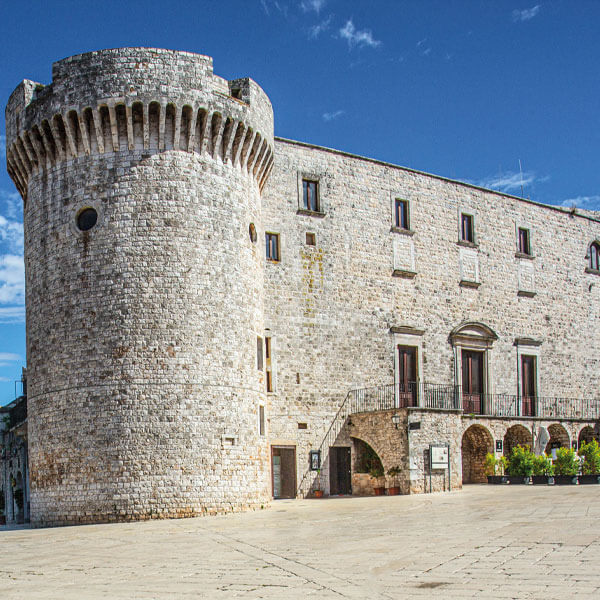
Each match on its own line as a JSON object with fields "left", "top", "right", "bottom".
{"left": 5, "top": 48, "right": 274, "bottom": 525}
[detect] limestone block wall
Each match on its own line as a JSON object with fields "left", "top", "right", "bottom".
{"left": 5, "top": 48, "right": 274, "bottom": 525}
{"left": 262, "top": 138, "right": 600, "bottom": 493}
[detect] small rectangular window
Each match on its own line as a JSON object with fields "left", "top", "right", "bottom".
{"left": 395, "top": 199, "right": 410, "bottom": 230}
{"left": 265, "top": 233, "right": 280, "bottom": 261}
{"left": 518, "top": 228, "right": 531, "bottom": 255}
{"left": 259, "top": 405, "right": 265, "bottom": 436}
{"left": 302, "top": 179, "right": 319, "bottom": 212}
{"left": 461, "top": 213, "right": 474, "bottom": 243}
{"left": 257, "top": 336, "right": 263, "bottom": 370}
{"left": 305, "top": 232, "right": 316, "bottom": 246}
{"left": 297, "top": 422, "right": 308, "bottom": 430}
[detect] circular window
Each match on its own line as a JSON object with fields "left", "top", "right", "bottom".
{"left": 249, "top": 223, "right": 257, "bottom": 243}
{"left": 77, "top": 208, "right": 98, "bottom": 231}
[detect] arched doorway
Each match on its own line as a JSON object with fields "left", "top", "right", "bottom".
{"left": 351, "top": 437, "right": 386, "bottom": 496}
{"left": 462, "top": 424, "right": 494, "bottom": 483}
{"left": 545, "top": 424, "right": 570, "bottom": 455}
{"left": 504, "top": 425, "right": 533, "bottom": 457}
{"left": 578, "top": 426, "right": 598, "bottom": 446}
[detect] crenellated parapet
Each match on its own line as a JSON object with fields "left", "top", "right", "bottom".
{"left": 5, "top": 48, "right": 274, "bottom": 200}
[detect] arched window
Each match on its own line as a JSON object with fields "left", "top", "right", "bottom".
{"left": 589, "top": 242, "right": 600, "bottom": 272}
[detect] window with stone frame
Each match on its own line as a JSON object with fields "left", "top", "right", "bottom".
{"left": 518, "top": 227, "right": 531, "bottom": 256}
{"left": 302, "top": 179, "right": 319, "bottom": 212}
{"left": 394, "top": 199, "right": 410, "bottom": 230}
{"left": 461, "top": 213, "right": 475, "bottom": 243}
{"left": 589, "top": 242, "right": 600, "bottom": 272}
{"left": 265, "top": 232, "right": 280, "bottom": 261}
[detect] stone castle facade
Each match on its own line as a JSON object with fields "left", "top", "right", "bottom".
{"left": 4, "top": 48, "right": 600, "bottom": 526}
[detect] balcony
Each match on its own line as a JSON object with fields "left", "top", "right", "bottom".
{"left": 347, "top": 383, "right": 600, "bottom": 420}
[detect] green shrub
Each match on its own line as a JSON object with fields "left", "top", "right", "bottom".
{"left": 554, "top": 447, "right": 579, "bottom": 476}
{"left": 532, "top": 453, "right": 554, "bottom": 476}
{"left": 369, "top": 465, "right": 384, "bottom": 479}
{"left": 578, "top": 440, "right": 600, "bottom": 474}
{"left": 506, "top": 445, "right": 534, "bottom": 477}
{"left": 484, "top": 453, "right": 497, "bottom": 476}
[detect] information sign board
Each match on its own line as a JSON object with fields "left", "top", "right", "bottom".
{"left": 430, "top": 444, "right": 449, "bottom": 469}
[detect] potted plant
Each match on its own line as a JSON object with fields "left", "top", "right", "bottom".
{"left": 578, "top": 440, "right": 600, "bottom": 484}
{"left": 532, "top": 453, "right": 554, "bottom": 484}
{"left": 484, "top": 453, "right": 508, "bottom": 484}
{"left": 370, "top": 465, "right": 386, "bottom": 495}
{"left": 387, "top": 466, "right": 402, "bottom": 495}
{"left": 506, "top": 445, "right": 533, "bottom": 484}
{"left": 553, "top": 447, "right": 579, "bottom": 484}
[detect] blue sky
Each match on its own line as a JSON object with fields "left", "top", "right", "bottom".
{"left": 1, "top": 0, "right": 599, "bottom": 403}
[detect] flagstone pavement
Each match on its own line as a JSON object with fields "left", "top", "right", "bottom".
{"left": 2, "top": 485, "right": 600, "bottom": 599}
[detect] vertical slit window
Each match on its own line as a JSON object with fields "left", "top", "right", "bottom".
{"left": 265, "top": 337, "right": 273, "bottom": 393}
{"left": 257, "top": 336, "right": 263, "bottom": 371}
{"left": 590, "top": 242, "right": 600, "bottom": 271}
{"left": 259, "top": 405, "right": 265, "bottom": 436}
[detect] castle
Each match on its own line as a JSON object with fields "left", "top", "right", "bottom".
{"left": 3, "top": 48, "right": 600, "bottom": 527}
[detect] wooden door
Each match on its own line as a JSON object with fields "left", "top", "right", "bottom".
{"left": 521, "top": 355, "right": 536, "bottom": 417}
{"left": 272, "top": 446, "right": 296, "bottom": 499}
{"left": 462, "top": 350, "right": 484, "bottom": 414}
{"left": 329, "top": 447, "right": 352, "bottom": 495}
{"left": 398, "top": 346, "right": 417, "bottom": 407}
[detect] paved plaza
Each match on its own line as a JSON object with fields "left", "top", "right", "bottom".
{"left": 2, "top": 485, "right": 600, "bottom": 599}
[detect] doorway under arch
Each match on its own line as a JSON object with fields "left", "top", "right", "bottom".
{"left": 462, "top": 424, "right": 494, "bottom": 483}
{"left": 545, "top": 423, "right": 570, "bottom": 454}
{"left": 504, "top": 424, "right": 533, "bottom": 457}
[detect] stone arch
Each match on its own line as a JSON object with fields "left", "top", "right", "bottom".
{"left": 350, "top": 435, "right": 385, "bottom": 473}
{"left": 545, "top": 423, "right": 570, "bottom": 454}
{"left": 462, "top": 424, "right": 494, "bottom": 483}
{"left": 504, "top": 424, "right": 533, "bottom": 457}
{"left": 578, "top": 426, "right": 598, "bottom": 446}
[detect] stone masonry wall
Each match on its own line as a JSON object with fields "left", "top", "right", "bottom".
{"left": 6, "top": 48, "right": 275, "bottom": 525}
{"left": 262, "top": 138, "right": 600, "bottom": 495}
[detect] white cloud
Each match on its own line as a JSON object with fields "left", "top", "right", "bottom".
{"left": 322, "top": 110, "right": 344, "bottom": 122}
{"left": 0, "top": 255, "right": 25, "bottom": 306}
{"left": 512, "top": 5, "right": 541, "bottom": 22}
{"left": 559, "top": 195, "right": 600, "bottom": 211}
{"left": 475, "top": 171, "right": 548, "bottom": 194}
{"left": 309, "top": 15, "right": 332, "bottom": 38}
{"left": 0, "top": 215, "right": 24, "bottom": 255}
{"left": 339, "top": 19, "right": 381, "bottom": 49}
{"left": 0, "top": 353, "right": 20, "bottom": 362}
{"left": 0, "top": 377, "right": 12, "bottom": 382}
{"left": 417, "top": 38, "right": 432, "bottom": 56}
{"left": 261, "top": 0, "right": 289, "bottom": 17}
{"left": 0, "top": 306, "right": 24, "bottom": 323}
{"left": 1, "top": 190, "right": 22, "bottom": 222}
{"left": 301, "top": 0, "right": 325, "bottom": 13}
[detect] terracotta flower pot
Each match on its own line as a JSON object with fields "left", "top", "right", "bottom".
{"left": 387, "top": 486, "right": 400, "bottom": 495}
{"left": 313, "top": 490, "right": 324, "bottom": 498}
{"left": 373, "top": 487, "right": 385, "bottom": 496}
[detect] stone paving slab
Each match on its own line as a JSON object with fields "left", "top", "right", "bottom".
{"left": 2, "top": 485, "right": 600, "bottom": 598}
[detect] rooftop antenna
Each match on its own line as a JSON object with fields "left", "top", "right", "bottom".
{"left": 518, "top": 159, "right": 524, "bottom": 198}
